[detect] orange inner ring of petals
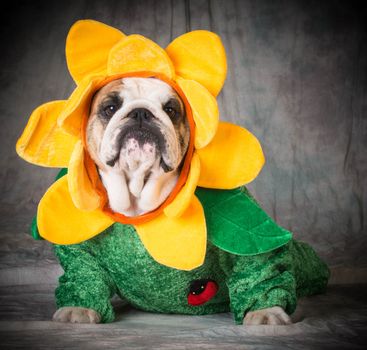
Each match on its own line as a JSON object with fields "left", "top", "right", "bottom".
{"left": 81, "top": 71, "right": 195, "bottom": 225}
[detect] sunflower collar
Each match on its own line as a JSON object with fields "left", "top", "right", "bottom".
{"left": 16, "top": 20, "right": 273, "bottom": 271}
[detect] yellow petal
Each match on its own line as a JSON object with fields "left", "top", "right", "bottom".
{"left": 177, "top": 78, "right": 219, "bottom": 149}
{"left": 58, "top": 76, "right": 104, "bottom": 137}
{"left": 166, "top": 30, "right": 227, "bottom": 97}
{"left": 66, "top": 20, "right": 125, "bottom": 84}
{"left": 16, "top": 101, "right": 78, "bottom": 167}
{"left": 108, "top": 35, "right": 175, "bottom": 79}
{"left": 68, "top": 140, "right": 101, "bottom": 211}
{"left": 37, "top": 175, "right": 113, "bottom": 244}
{"left": 164, "top": 152, "right": 200, "bottom": 218}
{"left": 135, "top": 195, "right": 206, "bottom": 270}
{"left": 197, "top": 122, "right": 265, "bottom": 189}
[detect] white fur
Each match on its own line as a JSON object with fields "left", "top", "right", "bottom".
{"left": 99, "top": 169, "right": 132, "bottom": 215}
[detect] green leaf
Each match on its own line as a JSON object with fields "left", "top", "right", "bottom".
{"left": 195, "top": 187, "right": 292, "bottom": 255}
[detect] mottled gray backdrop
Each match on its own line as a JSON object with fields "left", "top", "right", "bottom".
{"left": 0, "top": 0, "right": 366, "bottom": 283}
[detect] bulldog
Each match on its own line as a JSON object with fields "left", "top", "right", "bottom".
{"left": 52, "top": 77, "right": 329, "bottom": 326}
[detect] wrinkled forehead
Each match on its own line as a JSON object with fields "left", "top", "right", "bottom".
{"left": 91, "top": 77, "right": 180, "bottom": 107}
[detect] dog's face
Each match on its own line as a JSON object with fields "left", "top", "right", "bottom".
{"left": 86, "top": 77, "right": 190, "bottom": 216}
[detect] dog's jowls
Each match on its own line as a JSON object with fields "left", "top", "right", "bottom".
{"left": 86, "top": 77, "right": 190, "bottom": 217}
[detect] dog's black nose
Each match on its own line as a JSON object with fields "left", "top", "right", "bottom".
{"left": 127, "top": 108, "right": 154, "bottom": 124}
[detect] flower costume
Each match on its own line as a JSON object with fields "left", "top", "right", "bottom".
{"left": 16, "top": 20, "right": 330, "bottom": 323}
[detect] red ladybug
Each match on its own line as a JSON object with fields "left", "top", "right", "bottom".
{"left": 187, "top": 279, "right": 218, "bottom": 306}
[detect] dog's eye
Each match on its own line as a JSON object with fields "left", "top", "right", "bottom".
{"left": 163, "top": 98, "right": 181, "bottom": 121}
{"left": 164, "top": 106, "right": 176, "bottom": 119}
{"left": 103, "top": 105, "right": 118, "bottom": 119}
{"left": 98, "top": 92, "right": 123, "bottom": 121}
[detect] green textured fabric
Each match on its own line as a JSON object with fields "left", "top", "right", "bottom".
{"left": 196, "top": 187, "right": 292, "bottom": 255}
{"left": 54, "top": 225, "right": 330, "bottom": 324}
{"left": 33, "top": 168, "right": 329, "bottom": 324}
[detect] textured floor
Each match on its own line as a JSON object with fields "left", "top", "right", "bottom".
{"left": 0, "top": 284, "right": 366, "bottom": 349}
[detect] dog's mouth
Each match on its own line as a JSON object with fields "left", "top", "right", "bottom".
{"left": 106, "top": 125, "right": 172, "bottom": 172}
{"left": 122, "top": 128, "right": 160, "bottom": 149}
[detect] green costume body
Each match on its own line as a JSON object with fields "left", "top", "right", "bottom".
{"left": 50, "top": 184, "right": 330, "bottom": 325}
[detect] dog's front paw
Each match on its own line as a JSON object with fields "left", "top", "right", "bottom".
{"left": 53, "top": 307, "right": 101, "bottom": 323}
{"left": 243, "top": 306, "right": 292, "bottom": 326}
